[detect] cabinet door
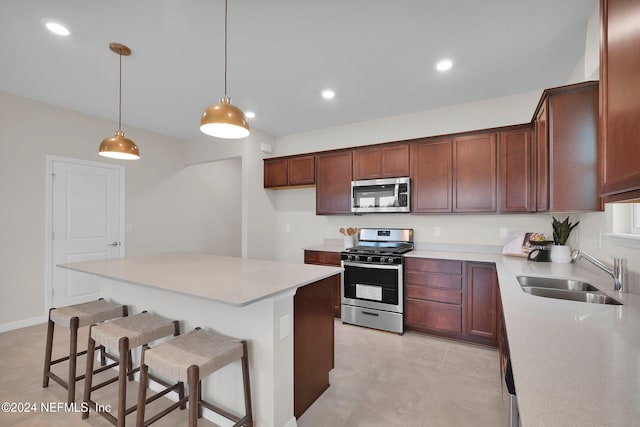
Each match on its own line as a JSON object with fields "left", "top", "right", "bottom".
{"left": 264, "top": 158, "right": 288, "bottom": 188}
{"left": 548, "top": 86, "right": 599, "bottom": 211}
{"left": 352, "top": 147, "right": 381, "bottom": 180}
{"left": 405, "top": 299, "right": 463, "bottom": 334}
{"left": 466, "top": 263, "right": 498, "bottom": 342}
{"left": 500, "top": 127, "right": 533, "bottom": 212}
{"left": 316, "top": 151, "right": 353, "bottom": 214}
{"left": 380, "top": 144, "right": 410, "bottom": 178}
{"left": 535, "top": 102, "right": 549, "bottom": 211}
{"left": 304, "top": 250, "right": 342, "bottom": 318}
{"left": 453, "top": 133, "right": 497, "bottom": 212}
{"left": 288, "top": 156, "right": 315, "bottom": 186}
{"left": 410, "top": 139, "right": 452, "bottom": 213}
{"left": 600, "top": 0, "right": 640, "bottom": 198}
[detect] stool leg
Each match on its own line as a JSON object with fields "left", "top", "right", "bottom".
{"left": 136, "top": 350, "right": 148, "bottom": 427}
{"left": 117, "top": 336, "right": 129, "bottom": 427}
{"left": 241, "top": 341, "right": 253, "bottom": 427}
{"left": 188, "top": 365, "right": 199, "bottom": 427}
{"left": 42, "top": 310, "right": 55, "bottom": 388}
{"left": 67, "top": 316, "right": 79, "bottom": 405}
{"left": 82, "top": 329, "right": 96, "bottom": 420}
{"left": 179, "top": 381, "right": 186, "bottom": 410}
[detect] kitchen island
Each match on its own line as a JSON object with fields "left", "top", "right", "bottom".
{"left": 59, "top": 252, "right": 342, "bottom": 427}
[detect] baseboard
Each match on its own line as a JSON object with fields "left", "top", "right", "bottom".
{"left": 283, "top": 416, "right": 298, "bottom": 427}
{"left": 0, "top": 315, "right": 47, "bottom": 333}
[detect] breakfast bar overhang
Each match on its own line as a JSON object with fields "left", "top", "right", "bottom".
{"left": 59, "top": 252, "right": 342, "bottom": 427}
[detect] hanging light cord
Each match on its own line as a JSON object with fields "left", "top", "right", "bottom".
{"left": 223, "top": 0, "right": 228, "bottom": 98}
{"left": 118, "top": 51, "right": 123, "bottom": 132}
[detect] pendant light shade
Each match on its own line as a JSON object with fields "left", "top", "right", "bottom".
{"left": 200, "top": 97, "right": 250, "bottom": 139}
{"left": 99, "top": 43, "right": 140, "bottom": 160}
{"left": 200, "top": 0, "right": 250, "bottom": 139}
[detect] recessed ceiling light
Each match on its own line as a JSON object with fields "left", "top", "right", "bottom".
{"left": 321, "top": 89, "right": 335, "bottom": 99}
{"left": 436, "top": 59, "right": 453, "bottom": 71}
{"left": 45, "top": 22, "right": 70, "bottom": 36}
{"left": 245, "top": 111, "right": 256, "bottom": 119}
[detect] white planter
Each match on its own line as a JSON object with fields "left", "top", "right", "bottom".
{"left": 343, "top": 235, "right": 355, "bottom": 249}
{"left": 550, "top": 245, "right": 572, "bottom": 263}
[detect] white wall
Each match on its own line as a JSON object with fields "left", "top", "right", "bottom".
{"left": 0, "top": 92, "right": 241, "bottom": 327}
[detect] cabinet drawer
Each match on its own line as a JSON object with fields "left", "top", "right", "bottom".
{"left": 405, "top": 271, "right": 463, "bottom": 290}
{"left": 405, "top": 299, "right": 462, "bottom": 334}
{"left": 304, "top": 250, "right": 341, "bottom": 266}
{"left": 406, "top": 285, "right": 462, "bottom": 304}
{"left": 405, "top": 258, "right": 463, "bottom": 275}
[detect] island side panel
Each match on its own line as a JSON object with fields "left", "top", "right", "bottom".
{"left": 98, "top": 277, "right": 286, "bottom": 427}
{"left": 293, "top": 274, "right": 337, "bottom": 418}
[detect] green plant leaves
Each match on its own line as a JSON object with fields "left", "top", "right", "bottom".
{"left": 552, "top": 216, "right": 579, "bottom": 246}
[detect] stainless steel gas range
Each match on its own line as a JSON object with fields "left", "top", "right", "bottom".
{"left": 340, "top": 228, "right": 414, "bottom": 334}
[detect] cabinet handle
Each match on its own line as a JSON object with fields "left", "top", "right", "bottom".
{"left": 362, "top": 311, "right": 379, "bottom": 317}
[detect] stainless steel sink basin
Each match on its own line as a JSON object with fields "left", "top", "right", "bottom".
{"left": 521, "top": 287, "right": 623, "bottom": 305}
{"left": 517, "top": 276, "right": 600, "bottom": 292}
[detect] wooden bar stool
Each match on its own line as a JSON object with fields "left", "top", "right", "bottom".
{"left": 43, "top": 298, "right": 127, "bottom": 404}
{"left": 82, "top": 311, "right": 182, "bottom": 427}
{"left": 136, "top": 327, "right": 253, "bottom": 427}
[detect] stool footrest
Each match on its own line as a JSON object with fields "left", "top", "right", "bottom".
{"left": 143, "top": 399, "right": 186, "bottom": 427}
{"left": 201, "top": 400, "right": 243, "bottom": 424}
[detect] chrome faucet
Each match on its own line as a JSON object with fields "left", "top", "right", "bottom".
{"left": 571, "top": 250, "right": 628, "bottom": 293}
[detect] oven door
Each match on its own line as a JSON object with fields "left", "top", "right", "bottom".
{"left": 341, "top": 261, "right": 403, "bottom": 313}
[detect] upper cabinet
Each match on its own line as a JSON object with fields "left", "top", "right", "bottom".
{"left": 264, "top": 155, "right": 315, "bottom": 189}
{"left": 532, "top": 81, "right": 600, "bottom": 211}
{"left": 453, "top": 133, "right": 497, "bottom": 213}
{"left": 316, "top": 151, "right": 353, "bottom": 215}
{"left": 600, "top": 0, "right": 640, "bottom": 201}
{"left": 352, "top": 143, "right": 410, "bottom": 180}
{"left": 499, "top": 126, "right": 534, "bottom": 212}
{"left": 411, "top": 138, "right": 453, "bottom": 213}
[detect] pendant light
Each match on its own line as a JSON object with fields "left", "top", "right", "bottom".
{"left": 99, "top": 43, "right": 140, "bottom": 160}
{"left": 200, "top": 0, "right": 250, "bottom": 139}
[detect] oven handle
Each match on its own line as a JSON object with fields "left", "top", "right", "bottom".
{"left": 342, "top": 261, "right": 401, "bottom": 270}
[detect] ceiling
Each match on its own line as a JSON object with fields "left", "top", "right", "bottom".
{"left": 0, "top": 0, "right": 597, "bottom": 140}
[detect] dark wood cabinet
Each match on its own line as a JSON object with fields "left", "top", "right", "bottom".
{"left": 533, "top": 82, "right": 600, "bottom": 211}
{"left": 453, "top": 133, "right": 497, "bottom": 212}
{"left": 600, "top": 0, "right": 640, "bottom": 201}
{"left": 465, "top": 262, "right": 498, "bottom": 344}
{"left": 353, "top": 143, "right": 409, "bottom": 180}
{"left": 315, "top": 151, "right": 353, "bottom": 214}
{"left": 294, "top": 275, "right": 336, "bottom": 417}
{"left": 405, "top": 258, "right": 464, "bottom": 336}
{"left": 410, "top": 139, "right": 453, "bottom": 213}
{"left": 304, "top": 250, "right": 342, "bottom": 318}
{"left": 500, "top": 126, "right": 534, "bottom": 212}
{"left": 405, "top": 257, "right": 498, "bottom": 347}
{"left": 264, "top": 155, "right": 315, "bottom": 188}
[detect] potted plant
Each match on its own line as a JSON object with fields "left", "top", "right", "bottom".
{"left": 550, "top": 216, "right": 579, "bottom": 263}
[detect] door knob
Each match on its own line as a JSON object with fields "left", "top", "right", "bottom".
{"left": 108, "top": 241, "right": 121, "bottom": 246}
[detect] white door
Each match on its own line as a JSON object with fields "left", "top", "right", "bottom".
{"left": 50, "top": 158, "right": 124, "bottom": 307}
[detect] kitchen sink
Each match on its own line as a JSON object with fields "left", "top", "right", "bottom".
{"left": 517, "top": 275, "right": 623, "bottom": 305}
{"left": 521, "top": 287, "right": 623, "bottom": 305}
{"left": 516, "top": 276, "right": 599, "bottom": 292}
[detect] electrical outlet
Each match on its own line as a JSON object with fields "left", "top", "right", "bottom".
{"left": 499, "top": 227, "right": 509, "bottom": 238}
{"left": 434, "top": 226, "right": 441, "bottom": 237}
{"left": 279, "top": 314, "right": 290, "bottom": 340}
{"left": 285, "top": 224, "right": 291, "bottom": 233}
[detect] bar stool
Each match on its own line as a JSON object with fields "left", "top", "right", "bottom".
{"left": 82, "top": 311, "right": 182, "bottom": 427}
{"left": 43, "top": 298, "right": 127, "bottom": 404}
{"left": 136, "top": 327, "right": 253, "bottom": 427}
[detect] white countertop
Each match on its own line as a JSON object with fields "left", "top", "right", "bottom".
{"left": 59, "top": 253, "right": 343, "bottom": 307}
{"left": 408, "top": 250, "right": 640, "bottom": 427}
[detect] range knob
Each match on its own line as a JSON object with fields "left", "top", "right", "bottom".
{"left": 380, "top": 257, "right": 386, "bottom": 263}
{"left": 388, "top": 257, "right": 395, "bottom": 263}
{"left": 367, "top": 256, "right": 373, "bottom": 262}
{"left": 347, "top": 255, "right": 353, "bottom": 261}
{"left": 354, "top": 255, "right": 360, "bottom": 261}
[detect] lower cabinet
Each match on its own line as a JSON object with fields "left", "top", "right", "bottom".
{"left": 405, "top": 257, "right": 498, "bottom": 347}
{"left": 304, "top": 250, "right": 342, "bottom": 317}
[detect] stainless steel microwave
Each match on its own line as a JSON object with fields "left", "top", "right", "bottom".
{"left": 351, "top": 177, "right": 410, "bottom": 213}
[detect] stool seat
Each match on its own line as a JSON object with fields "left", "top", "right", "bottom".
{"left": 144, "top": 328, "right": 243, "bottom": 382}
{"left": 91, "top": 311, "right": 177, "bottom": 350}
{"left": 50, "top": 299, "right": 125, "bottom": 328}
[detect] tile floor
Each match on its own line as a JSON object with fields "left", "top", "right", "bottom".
{"left": 0, "top": 320, "right": 504, "bottom": 427}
